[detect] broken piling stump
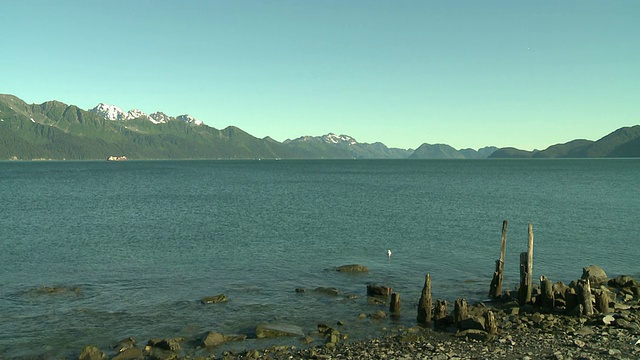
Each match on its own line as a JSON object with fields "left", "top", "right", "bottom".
{"left": 433, "top": 300, "right": 447, "bottom": 327}
{"left": 389, "top": 292, "right": 401, "bottom": 314}
{"left": 540, "top": 276, "right": 554, "bottom": 309}
{"left": 454, "top": 298, "right": 468, "bottom": 329}
{"left": 576, "top": 279, "right": 594, "bottom": 316}
{"left": 484, "top": 310, "right": 497, "bottom": 335}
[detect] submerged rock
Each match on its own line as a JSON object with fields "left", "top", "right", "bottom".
{"left": 336, "top": 264, "right": 369, "bottom": 272}
{"left": 255, "top": 324, "right": 305, "bottom": 338}
{"left": 314, "top": 287, "right": 339, "bottom": 296}
{"left": 366, "top": 284, "right": 391, "bottom": 297}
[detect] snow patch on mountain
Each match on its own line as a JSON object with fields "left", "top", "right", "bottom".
{"left": 90, "top": 103, "right": 203, "bottom": 126}
{"left": 92, "top": 103, "right": 127, "bottom": 121}
{"left": 323, "top": 133, "right": 357, "bottom": 145}
{"left": 176, "top": 115, "right": 203, "bottom": 125}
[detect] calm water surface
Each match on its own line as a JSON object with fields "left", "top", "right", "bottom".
{"left": 1, "top": 159, "right": 638, "bottom": 357}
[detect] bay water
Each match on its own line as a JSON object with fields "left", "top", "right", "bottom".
{"left": 1, "top": 159, "right": 638, "bottom": 357}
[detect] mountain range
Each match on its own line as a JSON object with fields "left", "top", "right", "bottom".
{"left": 0, "top": 94, "right": 638, "bottom": 160}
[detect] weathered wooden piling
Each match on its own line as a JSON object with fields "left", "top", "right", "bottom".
{"left": 433, "top": 299, "right": 447, "bottom": 327}
{"left": 518, "top": 224, "right": 534, "bottom": 305}
{"left": 454, "top": 298, "right": 467, "bottom": 329}
{"left": 540, "top": 276, "right": 554, "bottom": 309}
{"left": 390, "top": 292, "right": 401, "bottom": 313}
{"left": 484, "top": 310, "right": 497, "bottom": 335}
{"left": 594, "top": 290, "right": 610, "bottom": 314}
{"left": 417, "top": 274, "right": 432, "bottom": 324}
{"left": 489, "top": 220, "right": 508, "bottom": 299}
{"left": 576, "top": 279, "right": 594, "bottom": 316}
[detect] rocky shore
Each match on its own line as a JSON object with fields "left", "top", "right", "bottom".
{"left": 73, "top": 265, "right": 640, "bottom": 360}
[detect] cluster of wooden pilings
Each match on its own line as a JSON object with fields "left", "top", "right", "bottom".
{"left": 384, "top": 220, "right": 603, "bottom": 330}
{"left": 488, "top": 220, "right": 536, "bottom": 306}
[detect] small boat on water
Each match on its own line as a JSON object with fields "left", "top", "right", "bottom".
{"left": 106, "top": 155, "right": 127, "bottom": 161}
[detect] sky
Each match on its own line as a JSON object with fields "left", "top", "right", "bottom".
{"left": 1, "top": 1, "right": 638, "bottom": 150}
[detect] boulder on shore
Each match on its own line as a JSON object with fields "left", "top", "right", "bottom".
{"left": 608, "top": 275, "right": 638, "bottom": 288}
{"left": 336, "top": 264, "right": 369, "bottom": 273}
{"left": 201, "top": 331, "right": 247, "bottom": 347}
{"left": 582, "top": 265, "right": 608, "bottom": 287}
{"left": 112, "top": 347, "right": 144, "bottom": 360}
{"left": 78, "top": 345, "right": 107, "bottom": 360}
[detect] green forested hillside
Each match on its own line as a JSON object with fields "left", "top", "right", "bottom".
{"left": 0, "top": 94, "right": 297, "bottom": 160}
{"left": 490, "top": 125, "right": 640, "bottom": 158}
{"left": 2, "top": 94, "right": 637, "bottom": 160}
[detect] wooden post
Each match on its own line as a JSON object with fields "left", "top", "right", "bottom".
{"left": 489, "top": 220, "right": 508, "bottom": 299}
{"left": 576, "top": 279, "right": 594, "bottom": 316}
{"left": 417, "top": 274, "right": 432, "bottom": 324}
{"left": 518, "top": 224, "right": 534, "bottom": 305}
{"left": 433, "top": 300, "right": 447, "bottom": 327}
{"left": 540, "top": 276, "right": 554, "bottom": 309}
{"left": 454, "top": 298, "right": 467, "bottom": 329}
{"left": 390, "top": 292, "right": 401, "bottom": 313}
{"left": 594, "top": 291, "right": 610, "bottom": 314}
{"left": 484, "top": 310, "right": 497, "bottom": 335}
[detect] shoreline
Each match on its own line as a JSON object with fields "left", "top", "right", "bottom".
{"left": 72, "top": 270, "right": 640, "bottom": 360}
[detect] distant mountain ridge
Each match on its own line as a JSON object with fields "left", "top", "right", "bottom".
{"left": 1, "top": 93, "right": 638, "bottom": 160}
{"left": 489, "top": 125, "right": 640, "bottom": 158}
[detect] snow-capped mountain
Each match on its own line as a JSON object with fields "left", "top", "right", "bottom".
{"left": 323, "top": 133, "right": 357, "bottom": 145}
{"left": 288, "top": 133, "right": 358, "bottom": 145}
{"left": 89, "top": 104, "right": 203, "bottom": 126}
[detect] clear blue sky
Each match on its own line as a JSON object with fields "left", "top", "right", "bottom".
{"left": 2, "top": 1, "right": 638, "bottom": 150}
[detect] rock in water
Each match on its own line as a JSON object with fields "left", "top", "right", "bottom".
{"left": 255, "top": 324, "right": 305, "bottom": 338}
{"left": 314, "top": 287, "right": 340, "bottom": 296}
{"left": 336, "top": 264, "right": 369, "bottom": 272}
{"left": 366, "top": 284, "right": 391, "bottom": 297}
{"left": 201, "top": 294, "right": 228, "bottom": 304}
{"left": 581, "top": 265, "right": 608, "bottom": 287}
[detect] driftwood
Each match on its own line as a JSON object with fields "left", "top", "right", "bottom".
{"left": 540, "top": 276, "right": 554, "bottom": 308}
{"left": 389, "top": 292, "right": 401, "bottom": 313}
{"left": 489, "top": 220, "right": 508, "bottom": 298}
{"left": 454, "top": 298, "right": 468, "bottom": 329}
{"left": 518, "top": 224, "right": 534, "bottom": 305}
{"left": 417, "top": 274, "right": 432, "bottom": 324}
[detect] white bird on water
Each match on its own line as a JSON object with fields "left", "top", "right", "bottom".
{"left": 387, "top": 249, "right": 392, "bottom": 257}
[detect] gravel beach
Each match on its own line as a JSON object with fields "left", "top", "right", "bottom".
{"left": 77, "top": 274, "right": 640, "bottom": 360}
